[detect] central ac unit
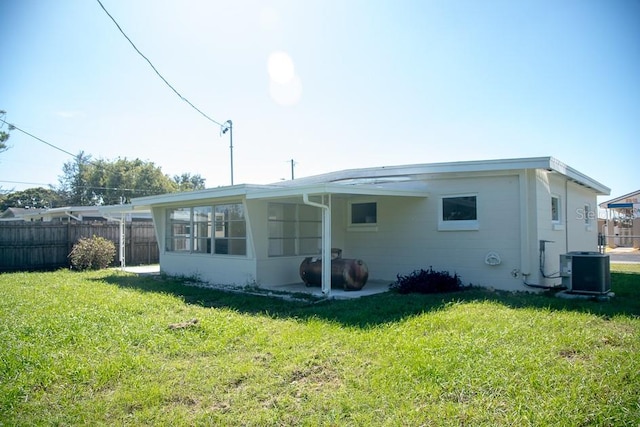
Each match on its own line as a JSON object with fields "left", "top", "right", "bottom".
{"left": 559, "top": 251, "right": 611, "bottom": 294}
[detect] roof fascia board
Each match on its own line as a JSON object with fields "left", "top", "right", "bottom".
{"left": 246, "top": 183, "right": 428, "bottom": 200}
{"left": 131, "top": 184, "right": 264, "bottom": 207}
{"left": 548, "top": 157, "right": 610, "bottom": 195}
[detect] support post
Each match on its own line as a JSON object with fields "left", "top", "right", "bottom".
{"left": 119, "top": 212, "right": 126, "bottom": 269}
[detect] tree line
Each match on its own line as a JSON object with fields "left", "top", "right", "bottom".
{"left": 1, "top": 151, "right": 206, "bottom": 211}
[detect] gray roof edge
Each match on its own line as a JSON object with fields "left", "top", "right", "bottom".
{"left": 282, "top": 156, "right": 610, "bottom": 194}
{"left": 131, "top": 157, "right": 610, "bottom": 206}
{"left": 598, "top": 189, "right": 640, "bottom": 208}
{"left": 548, "top": 158, "right": 610, "bottom": 195}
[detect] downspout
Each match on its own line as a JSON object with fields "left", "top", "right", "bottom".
{"left": 302, "top": 193, "right": 332, "bottom": 296}
{"left": 565, "top": 177, "right": 569, "bottom": 253}
{"left": 519, "top": 171, "right": 531, "bottom": 277}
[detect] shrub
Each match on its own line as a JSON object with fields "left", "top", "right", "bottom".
{"left": 389, "top": 267, "right": 465, "bottom": 294}
{"left": 69, "top": 235, "right": 116, "bottom": 271}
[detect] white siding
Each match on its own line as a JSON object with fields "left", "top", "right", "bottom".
{"left": 339, "top": 174, "right": 523, "bottom": 290}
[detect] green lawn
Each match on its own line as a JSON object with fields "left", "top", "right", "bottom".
{"left": 1, "top": 265, "right": 638, "bottom": 426}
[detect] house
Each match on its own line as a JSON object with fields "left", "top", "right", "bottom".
{"left": 0, "top": 205, "right": 152, "bottom": 223}
{"left": 129, "top": 157, "right": 609, "bottom": 294}
{"left": 0, "top": 207, "right": 35, "bottom": 221}
{"left": 599, "top": 190, "right": 640, "bottom": 249}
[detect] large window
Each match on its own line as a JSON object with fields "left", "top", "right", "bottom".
{"left": 192, "top": 206, "right": 212, "bottom": 253}
{"left": 166, "top": 208, "right": 191, "bottom": 251}
{"left": 268, "top": 203, "right": 321, "bottom": 257}
{"left": 214, "top": 204, "right": 247, "bottom": 255}
{"left": 439, "top": 195, "right": 478, "bottom": 231}
{"left": 166, "top": 203, "right": 246, "bottom": 255}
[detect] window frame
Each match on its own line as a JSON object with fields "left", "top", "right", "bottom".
{"left": 551, "top": 195, "right": 561, "bottom": 223}
{"left": 438, "top": 194, "right": 479, "bottom": 231}
{"left": 348, "top": 201, "right": 378, "bottom": 231}
{"left": 551, "top": 194, "right": 564, "bottom": 230}
{"left": 268, "top": 202, "right": 321, "bottom": 257}
{"left": 165, "top": 202, "right": 247, "bottom": 256}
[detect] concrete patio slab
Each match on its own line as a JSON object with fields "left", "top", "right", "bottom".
{"left": 119, "top": 264, "right": 391, "bottom": 300}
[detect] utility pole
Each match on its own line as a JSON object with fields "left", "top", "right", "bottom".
{"left": 290, "top": 159, "right": 295, "bottom": 180}
{"left": 221, "top": 120, "right": 234, "bottom": 185}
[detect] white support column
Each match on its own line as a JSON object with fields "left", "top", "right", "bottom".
{"left": 119, "top": 212, "right": 126, "bottom": 269}
{"left": 302, "top": 193, "right": 332, "bottom": 296}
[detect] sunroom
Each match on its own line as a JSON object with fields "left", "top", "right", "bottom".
{"left": 131, "top": 182, "right": 429, "bottom": 296}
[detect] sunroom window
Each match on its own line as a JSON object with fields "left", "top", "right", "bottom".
{"left": 165, "top": 203, "right": 246, "bottom": 255}
{"left": 268, "top": 203, "right": 321, "bottom": 257}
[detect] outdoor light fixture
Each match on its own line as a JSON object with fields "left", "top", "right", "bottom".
{"left": 221, "top": 120, "right": 234, "bottom": 185}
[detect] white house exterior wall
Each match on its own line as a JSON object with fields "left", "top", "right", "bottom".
{"left": 532, "top": 171, "right": 568, "bottom": 286}
{"left": 565, "top": 181, "right": 599, "bottom": 252}
{"left": 339, "top": 174, "right": 523, "bottom": 290}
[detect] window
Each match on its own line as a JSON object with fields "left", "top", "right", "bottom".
{"left": 583, "top": 203, "right": 592, "bottom": 225}
{"left": 350, "top": 202, "right": 377, "bottom": 225}
{"left": 192, "top": 206, "right": 212, "bottom": 253}
{"left": 165, "top": 203, "right": 246, "bottom": 255}
{"left": 268, "top": 203, "right": 321, "bottom": 257}
{"left": 166, "top": 208, "right": 191, "bottom": 251}
{"left": 214, "top": 204, "right": 247, "bottom": 255}
{"left": 551, "top": 195, "right": 561, "bottom": 223}
{"left": 443, "top": 196, "right": 477, "bottom": 221}
{"left": 439, "top": 195, "right": 478, "bottom": 231}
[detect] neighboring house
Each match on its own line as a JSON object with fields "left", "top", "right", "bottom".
{"left": 599, "top": 190, "right": 640, "bottom": 248}
{"left": 129, "top": 157, "right": 609, "bottom": 294}
{"left": 0, "top": 207, "right": 36, "bottom": 221}
{"left": 0, "top": 206, "right": 152, "bottom": 223}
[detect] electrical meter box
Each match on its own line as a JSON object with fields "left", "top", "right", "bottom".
{"left": 560, "top": 251, "right": 611, "bottom": 294}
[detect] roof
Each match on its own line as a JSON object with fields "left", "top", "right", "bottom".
{"left": 130, "top": 156, "right": 610, "bottom": 208}
{"left": 274, "top": 156, "right": 610, "bottom": 194}
{"left": 599, "top": 189, "right": 640, "bottom": 209}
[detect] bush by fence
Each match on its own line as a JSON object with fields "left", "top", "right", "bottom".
{"left": 0, "top": 221, "right": 159, "bottom": 272}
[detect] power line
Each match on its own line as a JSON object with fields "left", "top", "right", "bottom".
{"left": 0, "top": 119, "right": 161, "bottom": 194}
{"left": 95, "top": 0, "right": 224, "bottom": 128}
{"left": 0, "top": 118, "right": 77, "bottom": 158}
{"left": 0, "top": 180, "right": 52, "bottom": 186}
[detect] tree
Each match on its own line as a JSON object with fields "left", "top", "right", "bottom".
{"left": 0, "top": 110, "right": 12, "bottom": 154}
{"left": 58, "top": 154, "right": 180, "bottom": 205}
{"left": 173, "top": 173, "right": 206, "bottom": 191}
{"left": 57, "top": 151, "right": 94, "bottom": 206}
{"left": 0, "top": 187, "right": 64, "bottom": 211}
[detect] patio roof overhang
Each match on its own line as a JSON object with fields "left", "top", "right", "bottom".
{"left": 128, "top": 182, "right": 429, "bottom": 208}
{"left": 244, "top": 183, "right": 430, "bottom": 200}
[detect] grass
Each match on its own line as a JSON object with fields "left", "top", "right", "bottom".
{"left": 0, "top": 264, "right": 638, "bottom": 426}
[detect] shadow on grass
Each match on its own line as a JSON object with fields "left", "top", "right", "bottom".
{"left": 98, "top": 272, "right": 640, "bottom": 328}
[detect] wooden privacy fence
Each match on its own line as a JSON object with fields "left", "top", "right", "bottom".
{"left": 0, "top": 222, "right": 159, "bottom": 272}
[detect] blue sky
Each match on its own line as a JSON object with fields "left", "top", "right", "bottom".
{"left": 1, "top": 0, "right": 638, "bottom": 203}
